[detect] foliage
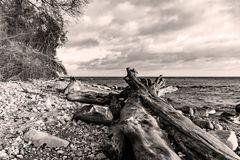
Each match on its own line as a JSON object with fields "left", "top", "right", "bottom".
{"left": 0, "top": 0, "right": 88, "bottom": 80}
{"left": 0, "top": 40, "right": 67, "bottom": 80}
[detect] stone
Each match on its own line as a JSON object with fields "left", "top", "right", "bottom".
{"left": 57, "top": 150, "right": 64, "bottom": 154}
{"left": 96, "top": 152, "right": 107, "bottom": 160}
{"left": 176, "top": 110, "right": 183, "bottom": 115}
{"left": 88, "top": 154, "right": 95, "bottom": 159}
{"left": 73, "top": 104, "right": 113, "bottom": 125}
{"left": 213, "top": 123, "right": 223, "bottom": 130}
{"left": 179, "top": 106, "right": 195, "bottom": 116}
{"left": 0, "top": 150, "right": 9, "bottom": 160}
{"left": 64, "top": 80, "right": 81, "bottom": 95}
{"left": 210, "top": 130, "right": 238, "bottom": 151}
{"left": 221, "top": 111, "right": 236, "bottom": 118}
{"left": 192, "top": 118, "right": 214, "bottom": 130}
{"left": 194, "top": 106, "right": 215, "bottom": 117}
{"left": 235, "top": 104, "right": 240, "bottom": 114}
{"left": 55, "top": 81, "right": 68, "bottom": 92}
{"left": 23, "top": 129, "right": 69, "bottom": 147}
{"left": 220, "top": 111, "right": 240, "bottom": 124}
{"left": 16, "top": 155, "right": 24, "bottom": 159}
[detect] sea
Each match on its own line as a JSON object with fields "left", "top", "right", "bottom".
{"left": 76, "top": 77, "right": 240, "bottom": 111}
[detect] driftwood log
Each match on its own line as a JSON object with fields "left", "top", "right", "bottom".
{"left": 67, "top": 91, "right": 110, "bottom": 105}
{"left": 115, "top": 68, "right": 240, "bottom": 160}
{"left": 65, "top": 68, "right": 240, "bottom": 160}
{"left": 117, "top": 95, "right": 181, "bottom": 160}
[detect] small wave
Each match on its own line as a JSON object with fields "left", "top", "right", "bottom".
{"left": 176, "top": 85, "right": 234, "bottom": 89}
{"left": 158, "top": 86, "right": 178, "bottom": 96}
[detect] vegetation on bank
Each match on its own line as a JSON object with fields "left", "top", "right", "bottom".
{"left": 0, "top": 0, "right": 88, "bottom": 80}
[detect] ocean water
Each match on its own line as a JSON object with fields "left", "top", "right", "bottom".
{"left": 77, "top": 77, "right": 240, "bottom": 111}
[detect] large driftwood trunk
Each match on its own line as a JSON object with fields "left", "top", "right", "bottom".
{"left": 117, "top": 95, "right": 181, "bottom": 160}
{"left": 118, "top": 68, "right": 240, "bottom": 160}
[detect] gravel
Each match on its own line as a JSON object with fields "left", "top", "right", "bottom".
{"left": 0, "top": 80, "right": 110, "bottom": 160}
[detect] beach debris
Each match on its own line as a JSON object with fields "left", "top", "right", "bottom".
{"left": 72, "top": 104, "right": 113, "bottom": 125}
{"left": 210, "top": 130, "right": 238, "bottom": 151}
{"left": 235, "top": 104, "right": 240, "bottom": 114}
{"left": 23, "top": 129, "right": 69, "bottom": 147}
{"left": 192, "top": 118, "right": 214, "bottom": 130}
{"left": 111, "top": 67, "right": 239, "bottom": 160}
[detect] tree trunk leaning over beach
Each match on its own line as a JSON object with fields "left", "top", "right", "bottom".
{"left": 116, "top": 68, "right": 240, "bottom": 160}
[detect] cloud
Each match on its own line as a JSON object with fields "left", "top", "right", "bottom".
{"left": 77, "top": 41, "right": 240, "bottom": 72}
{"left": 57, "top": 0, "right": 240, "bottom": 76}
{"left": 66, "top": 38, "right": 99, "bottom": 49}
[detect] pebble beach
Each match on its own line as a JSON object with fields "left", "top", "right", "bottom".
{"left": 0, "top": 80, "right": 110, "bottom": 160}
{"left": 1, "top": 79, "right": 240, "bottom": 159}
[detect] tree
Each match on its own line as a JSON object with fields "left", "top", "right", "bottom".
{"left": 0, "top": 0, "right": 88, "bottom": 80}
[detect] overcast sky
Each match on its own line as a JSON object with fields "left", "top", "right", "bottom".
{"left": 57, "top": 0, "right": 240, "bottom": 76}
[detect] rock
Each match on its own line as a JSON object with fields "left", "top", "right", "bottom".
{"left": 213, "top": 123, "right": 223, "bottom": 130}
{"left": 0, "top": 150, "right": 9, "bottom": 160}
{"left": 210, "top": 130, "right": 238, "bottom": 151}
{"left": 195, "top": 106, "right": 216, "bottom": 117}
{"left": 57, "top": 150, "right": 64, "bottom": 154}
{"left": 23, "top": 129, "right": 69, "bottom": 147}
{"left": 73, "top": 104, "right": 113, "bottom": 125}
{"left": 220, "top": 111, "right": 240, "bottom": 124}
{"left": 180, "top": 106, "right": 215, "bottom": 118}
{"left": 54, "top": 81, "right": 68, "bottom": 92}
{"left": 192, "top": 118, "right": 214, "bottom": 130}
{"left": 208, "top": 109, "right": 216, "bottom": 115}
{"left": 176, "top": 110, "right": 183, "bottom": 115}
{"left": 96, "top": 152, "right": 107, "bottom": 160}
{"left": 179, "top": 106, "right": 195, "bottom": 117}
{"left": 64, "top": 80, "right": 81, "bottom": 95}
{"left": 45, "top": 98, "right": 52, "bottom": 108}
{"left": 221, "top": 111, "right": 236, "bottom": 118}
{"left": 16, "top": 155, "right": 24, "bottom": 159}
{"left": 235, "top": 104, "right": 240, "bottom": 114}
{"left": 88, "top": 154, "right": 95, "bottom": 159}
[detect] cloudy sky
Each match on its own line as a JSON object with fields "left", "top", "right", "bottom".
{"left": 57, "top": 0, "right": 240, "bottom": 76}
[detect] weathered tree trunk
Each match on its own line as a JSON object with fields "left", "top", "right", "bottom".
{"left": 120, "top": 67, "right": 240, "bottom": 160}
{"left": 117, "top": 95, "right": 181, "bottom": 160}
{"left": 67, "top": 91, "right": 110, "bottom": 105}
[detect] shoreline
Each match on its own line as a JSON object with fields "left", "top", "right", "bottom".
{"left": 0, "top": 79, "right": 240, "bottom": 159}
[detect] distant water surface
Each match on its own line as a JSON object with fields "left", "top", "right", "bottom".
{"left": 76, "top": 77, "right": 240, "bottom": 110}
